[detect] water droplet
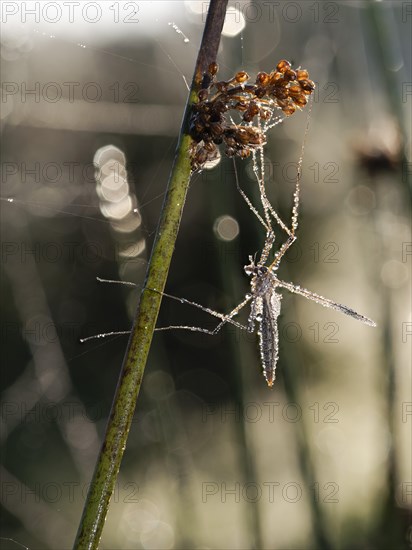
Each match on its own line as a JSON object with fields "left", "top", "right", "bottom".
{"left": 167, "top": 21, "right": 190, "bottom": 43}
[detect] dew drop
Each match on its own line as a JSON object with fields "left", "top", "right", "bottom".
{"left": 168, "top": 21, "right": 190, "bottom": 44}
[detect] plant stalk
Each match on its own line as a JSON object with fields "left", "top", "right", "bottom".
{"left": 73, "top": 1, "right": 228, "bottom": 547}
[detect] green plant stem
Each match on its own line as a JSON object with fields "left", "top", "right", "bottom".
{"left": 73, "top": 2, "right": 228, "bottom": 548}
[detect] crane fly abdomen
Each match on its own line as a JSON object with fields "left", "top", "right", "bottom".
{"left": 258, "top": 291, "right": 282, "bottom": 387}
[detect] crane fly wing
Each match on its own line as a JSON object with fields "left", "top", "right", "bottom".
{"left": 275, "top": 279, "right": 376, "bottom": 327}
{"left": 258, "top": 291, "right": 282, "bottom": 387}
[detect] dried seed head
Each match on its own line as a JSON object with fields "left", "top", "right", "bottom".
{"left": 189, "top": 59, "right": 314, "bottom": 170}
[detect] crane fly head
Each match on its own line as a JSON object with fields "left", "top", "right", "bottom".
{"left": 244, "top": 256, "right": 268, "bottom": 278}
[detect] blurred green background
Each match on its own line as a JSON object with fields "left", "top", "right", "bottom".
{"left": 1, "top": 1, "right": 411, "bottom": 548}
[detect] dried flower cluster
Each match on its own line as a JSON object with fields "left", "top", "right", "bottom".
{"left": 190, "top": 60, "right": 315, "bottom": 171}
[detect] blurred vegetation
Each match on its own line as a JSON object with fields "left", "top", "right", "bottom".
{"left": 1, "top": 1, "right": 410, "bottom": 549}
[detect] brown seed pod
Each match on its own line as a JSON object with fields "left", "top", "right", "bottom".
{"left": 269, "top": 71, "right": 283, "bottom": 85}
{"left": 299, "top": 79, "right": 316, "bottom": 94}
{"left": 247, "top": 128, "right": 266, "bottom": 146}
{"left": 213, "top": 100, "right": 228, "bottom": 114}
{"left": 239, "top": 148, "right": 251, "bottom": 159}
{"left": 276, "top": 59, "right": 291, "bottom": 73}
{"left": 276, "top": 99, "right": 289, "bottom": 109}
{"left": 256, "top": 72, "right": 270, "bottom": 86}
{"left": 198, "top": 89, "right": 208, "bottom": 101}
{"left": 203, "top": 141, "right": 217, "bottom": 152}
{"left": 208, "top": 61, "right": 219, "bottom": 76}
{"left": 254, "top": 87, "right": 266, "bottom": 99}
{"left": 243, "top": 101, "right": 259, "bottom": 122}
{"left": 195, "top": 147, "right": 209, "bottom": 165}
{"left": 271, "top": 87, "right": 288, "bottom": 100}
{"left": 282, "top": 103, "right": 296, "bottom": 116}
{"left": 194, "top": 120, "right": 204, "bottom": 133}
{"left": 284, "top": 68, "right": 297, "bottom": 81}
{"left": 248, "top": 101, "right": 259, "bottom": 116}
{"left": 215, "top": 81, "right": 228, "bottom": 93}
{"left": 296, "top": 69, "right": 309, "bottom": 81}
{"left": 224, "top": 136, "right": 237, "bottom": 147}
{"left": 293, "top": 95, "right": 308, "bottom": 107}
{"left": 236, "top": 128, "right": 250, "bottom": 144}
{"left": 235, "top": 71, "right": 249, "bottom": 83}
{"left": 259, "top": 108, "right": 271, "bottom": 120}
{"left": 234, "top": 101, "right": 248, "bottom": 112}
{"left": 210, "top": 122, "right": 224, "bottom": 137}
{"left": 288, "top": 84, "right": 302, "bottom": 96}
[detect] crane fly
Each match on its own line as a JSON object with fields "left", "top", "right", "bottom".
{"left": 82, "top": 91, "right": 376, "bottom": 387}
